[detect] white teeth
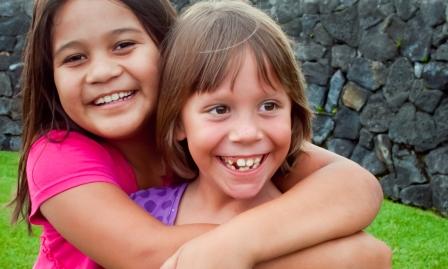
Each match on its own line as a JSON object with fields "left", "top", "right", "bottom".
{"left": 94, "top": 90, "right": 134, "bottom": 105}
{"left": 237, "top": 159, "right": 246, "bottom": 167}
{"left": 222, "top": 155, "right": 264, "bottom": 172}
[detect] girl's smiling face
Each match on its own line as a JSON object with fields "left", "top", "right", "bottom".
{"left": 177, "top": 50, "right": 292, "bottom": 200}
{"left": 52, "top": 0, "right": 160, "bottom": 139}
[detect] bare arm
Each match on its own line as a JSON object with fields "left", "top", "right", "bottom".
{"left": 161, "top": 142, "right": 383, "bottom": 268}
{"left": 257, "top": 232, "right": 391, "bottom": 269}
{"left": 41, "top": 183, "right": 213, "bottom": 269}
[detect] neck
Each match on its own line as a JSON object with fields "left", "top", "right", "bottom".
{"left": 177, "top": 176, "right": 281, "bottom": 225}
{"left": 107, "top": 121, "right": 164, "bottom": 189}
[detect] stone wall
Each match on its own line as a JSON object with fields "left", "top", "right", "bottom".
{"left": 1, "top": 0, "right": 447, "bottom": 216}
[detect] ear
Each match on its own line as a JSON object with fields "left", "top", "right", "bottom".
{"left": 175, "top": 122, "right": 186, "bottom": 141}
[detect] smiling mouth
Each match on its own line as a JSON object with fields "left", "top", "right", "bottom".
{"left": 93, "top": 90, "right": 136, "bottom": 106}
{"left": 219, "top": 155, "right": 266, "bottom": 172}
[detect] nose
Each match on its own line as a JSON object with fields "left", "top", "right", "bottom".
{"left": 228, "top": 115, "right": 263, "bottom": 144}
{"left": 85, "top": 55, "right": 123, "bottom": 84}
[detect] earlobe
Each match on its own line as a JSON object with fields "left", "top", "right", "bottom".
{"left": 175, "top": 123, "right": 186, "bottom": 141}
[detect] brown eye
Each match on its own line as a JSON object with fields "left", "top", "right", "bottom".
{"left": 209, "top": 105, "right": 230, "bottom": 115}
{"left": 260, "top": 101, "right": 278, "bottom": 112}
{"left": 63, "top": 54, "right": 86, "bottom": 64}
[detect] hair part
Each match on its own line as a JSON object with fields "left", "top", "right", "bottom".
{"left": 10, "top": 0, "right": 176, "bottom": 232}
{"left": 157, "top": 0, "right": 312, "bottom": 182}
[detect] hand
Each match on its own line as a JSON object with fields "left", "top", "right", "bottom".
{"left": 160, "top": 229, "right": 254, "bottom": 269}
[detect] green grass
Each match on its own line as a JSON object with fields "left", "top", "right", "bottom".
{"left": 367, "top": 200, "right": 448, "bottom": 268}
{"left": 0, "top": 151, "right": 447, "bottom": 268}
{"left": 0, "top": 151, "right": 40, "bottom": 269}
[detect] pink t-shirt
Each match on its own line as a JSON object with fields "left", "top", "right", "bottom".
{"left": 27, "top": 130, "right": 138, "bottom": 269}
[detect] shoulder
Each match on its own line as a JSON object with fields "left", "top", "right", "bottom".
{"left": 27, "top": 131, "right": 136, "bottom": 214}
{"left": 130, "top": 183, "right": 187, "bottom": 225}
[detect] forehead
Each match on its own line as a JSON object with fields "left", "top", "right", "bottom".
{"left": 200, "top": 47, "right": 283, "bottom": 95}
{"left": 52, "top": 0, "right": 143, "bottom": 50}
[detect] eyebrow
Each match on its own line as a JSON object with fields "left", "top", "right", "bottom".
{"left": 53, "top": 27, "right": 144, "bottom": 57}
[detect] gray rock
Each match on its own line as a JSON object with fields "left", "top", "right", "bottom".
{"left": 334, "top": 107, "right": 360, "bottom": 139}
{"left": 0, "top": 54, "right": 21, "bottom": 72}
{"left": 392, "top": 145, "right": 428, "bottom": 185}
{"left": 433, "top": 99, "right": 448, "bottom": 145}
{"left": 0, "top": 36, "right": 16, "bottom": 52}
{"left": 419, "top": 0, "right": 446, "bottom": 27}
{"left": 295, "top": 42, "right": 327, "bottom": 62}
{"left": 351, "top": 145, "right": 387, "bottom": 176}
{"left": 374, "top": 134, "right": 393, "bottom": 170}
{"left": 341, "top": 81, "right": 370, "bottom": 111}
{"left": 359, "top": 128, "right": 374, "bottom": 149}
{"left": 281, "top": 17, "right": 302, "bottom": 37}
{"left": 301, "top": 14, "right": 320, "bottom": 36}
{"left": 0, "top": 72, "right": 12, "bottom": 97}
{"left": 321, "top": 6, "right": 360, "bottom": 47}
{"left": 331, "top": 45, "right": 356, "bottom": 71}
{"left": 9, "top": 97, "right": 21, "bottom": 120}
{"left": 389, "top": 103, "right": 439, "bottom": 151}
{"left": 325, "top": 70, "right": 345, "bottom": 112}
{"left": 358, "top": 0, "right": 385, "bottom": 30}
{"left": 433, "top": 43, "right": 448, "bottom": 61}
{"left": 359, "top": 30, "right": 397, "bottom": 62}
{"left": 302, "top": 0, "right": 319, "bottom": 14}
{"left": 306, "top": 84, "right": 327, "bottom": 112}
{"left": 0, "top": 0, "right": 22, "bottom": 17}
{"left": 394, "top": 0, "right": 418, "bottom": 20}
{"left": 360, "top": 93, "right": 393, "bottom": 133}
{"left": 302, "top": 62, "right": 331, "bottom": 86}
{"left": 6, "top": 135, "right": 21, "bottom": 151}
{"left": 432, "top": 24, "right": 448, "bottom": 47}
{"left": 425, "top": 146, "right": 448, "bottom": 175}
{"left": 378, "top": 0, "right": 395, "bottom": 16}
{"left": 347, "top": 58, "right": 386, "bottom": 91}
{"left": 383, "top": 58, "right": 414, "bottom": 108}
{"left": 431, "top": 175, "right": 448, "bottom": 216}
{"left": 409, "top": 80, "right": 443, "bottom": 113}
{"left": 0, "top": 98, "right": 12, "bottom": 115}
{"left": 312, "top": 23, "right": 333, "bottom": 46}
{"left": 0, "top": 116, "right": 21, "bottom": 135}
{"left": 400, "top": 184, "right": 432, "bottom": 209}
{"left": 380, "top": 174, "right": 402, "bottom": 200}
{"left": 312, "top": 115, "right": 334, "bottom": 145}
{"left": 414, "top": 62, "right": 424, "bottom": 78}
{"left": 0, "top": 13, "right": 30, "bottom": 36}
{"left": 384, "top": 14, "right": 407, "bottom": 46}
{"left": 422, "top": 62, "right": 448, "bottom": 90}
{"left": 318, "top": 0, "right": 341, "bottom": 14}
{"left": 326, "top": 138, "right": 355, "bottom": 158}
{"left": 272, "top": 0, "right": 303, "bottom": 24}
{"left": 401, "top": 17, "right": 432, "bottom": 62}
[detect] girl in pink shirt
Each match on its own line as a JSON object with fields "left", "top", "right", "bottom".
{"left": 11, "top": 0, "right": 388, "bottom": 268}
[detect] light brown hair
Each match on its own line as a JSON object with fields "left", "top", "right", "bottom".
{"left": 11, "top": 0, "right": 176, "bottom": 231}
{"left": 157, "top": 0, "right": 312, "bottom": 181}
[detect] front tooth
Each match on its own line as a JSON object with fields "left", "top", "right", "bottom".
{"left": 236, "top": 159, "right": 246, "bottom": 167}
{"left": 104, "top": 95, "right": 112, "bottom": 103}
{"left": 111, "top": 93, "right": 119, "bottom": 101}
{"left": 95, "top": 97, "right": 105, "bottom": 105}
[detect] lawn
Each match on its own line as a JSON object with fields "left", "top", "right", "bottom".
{"left": 1, "top": 151, "right": 447, "bottom": 268}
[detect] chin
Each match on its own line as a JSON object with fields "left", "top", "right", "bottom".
{"left": 225, "top": 185, "right": 263, "bottom": 200}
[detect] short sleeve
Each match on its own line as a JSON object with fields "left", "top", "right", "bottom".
{"left": 27, "top": 131, "right": 133, "bottom": 223}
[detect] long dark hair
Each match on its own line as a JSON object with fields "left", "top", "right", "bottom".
{"left": 10, "top": 0, "right": 176, "bottom": 232}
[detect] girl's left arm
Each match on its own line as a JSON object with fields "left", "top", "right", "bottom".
{"left": 162, "top": 141, "right": 383, "bottom": 268}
